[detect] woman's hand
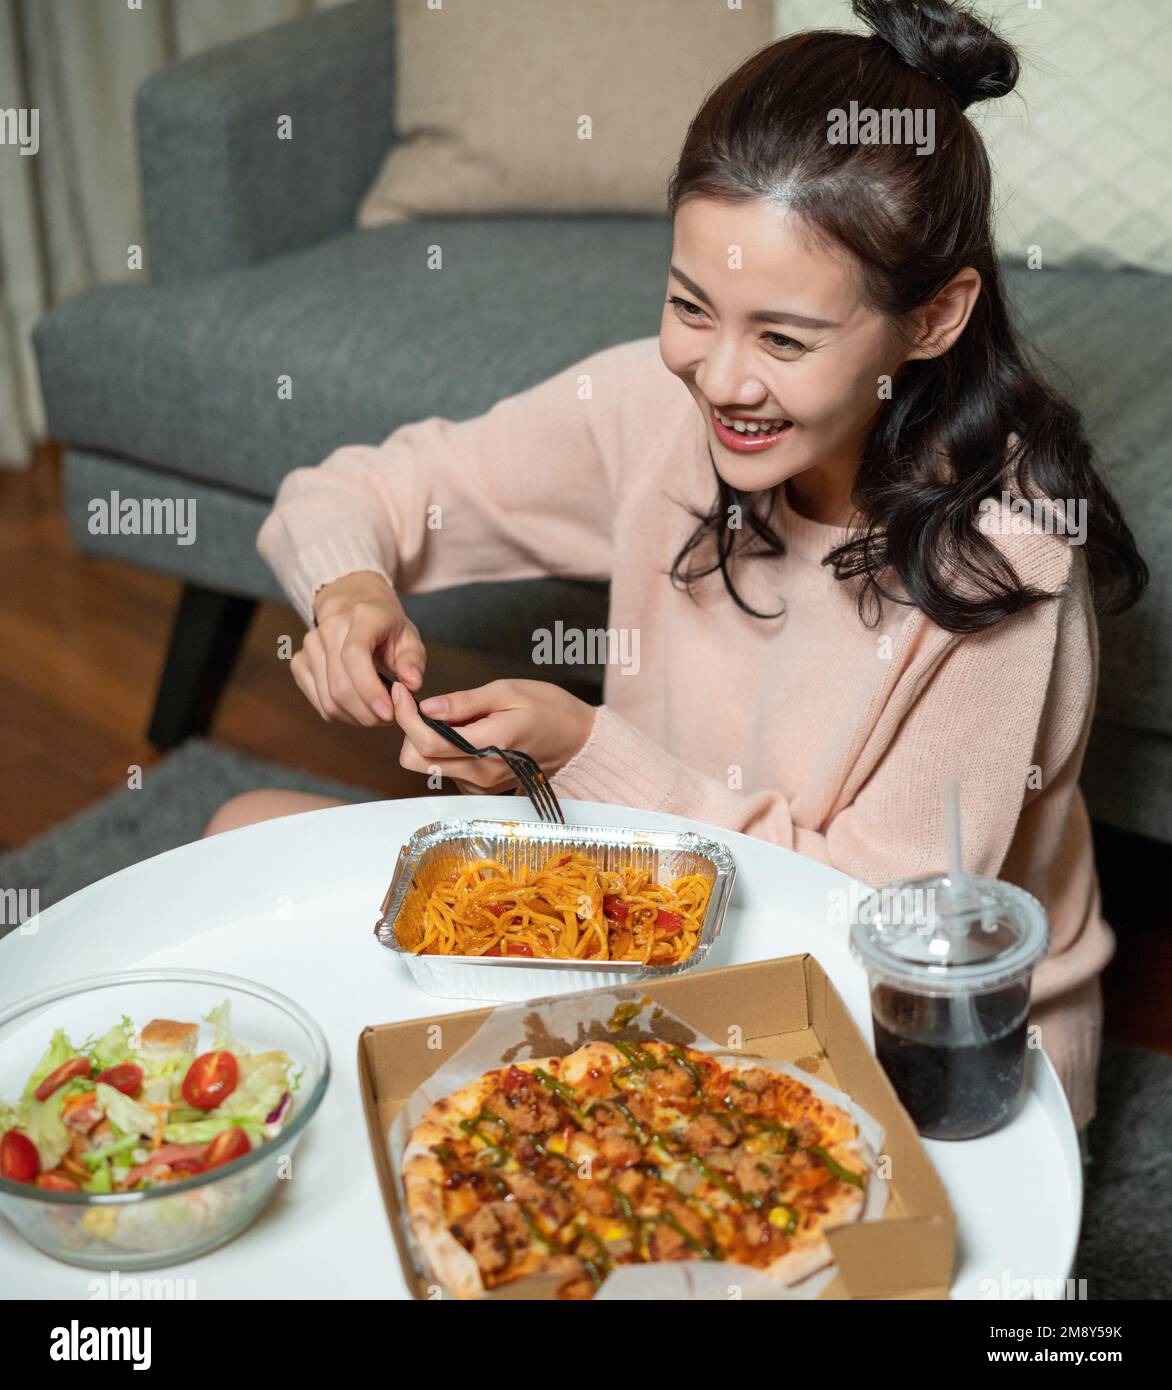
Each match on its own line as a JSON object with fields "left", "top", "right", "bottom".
{"left": 290, "top": 571, "right": 427, "bottom": 726}
{"left": 392, "top": 678, "right": 597, "bottom": 793}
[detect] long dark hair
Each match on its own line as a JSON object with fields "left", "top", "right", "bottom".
{"left": 666, "top": 0, "right": 1148, "bottom": 630}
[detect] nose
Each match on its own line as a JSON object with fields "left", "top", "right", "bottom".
{"left": 696, "top": 336, "right": 767, "bottom": 410}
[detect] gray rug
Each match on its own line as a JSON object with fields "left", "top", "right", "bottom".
{"left": 0, "top": 738, "right": 1167, "bottom": 1299}
{"left": 1078, "top": 1043, "right": 1172, "bottom": 1299}
{"left": 0, "top": 737, "right": 382, "bottom": 922}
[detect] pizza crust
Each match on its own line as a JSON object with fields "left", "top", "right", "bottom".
{"left": 402, "top": 1076, "right": 502, "bottom": 1299}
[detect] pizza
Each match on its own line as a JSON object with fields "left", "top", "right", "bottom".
{"left": 402, "top": 1040, "right": 868, "bottom": 1299}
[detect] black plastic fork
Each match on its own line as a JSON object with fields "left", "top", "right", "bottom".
{"left": 375, "top": 670, "right": 565, "bottom": 824}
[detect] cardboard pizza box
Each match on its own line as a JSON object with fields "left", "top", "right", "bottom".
{"left": 357, "top": 953, "right": 956, "bottom": 1300}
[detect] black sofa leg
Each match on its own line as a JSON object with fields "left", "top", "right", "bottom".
{"left": 148, "top": 583, "right": 258, "bottom": 749}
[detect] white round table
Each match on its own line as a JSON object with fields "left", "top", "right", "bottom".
{"left": 0, "top": 795, "right": 1082, "bottom": 1300}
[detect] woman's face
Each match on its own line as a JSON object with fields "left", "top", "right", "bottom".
{"left": 659, "top": 196, "right": 908, "bottom": 525}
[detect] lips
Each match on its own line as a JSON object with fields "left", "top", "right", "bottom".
{"left": 710, "top": 405, "right": 794, "bottom": 453}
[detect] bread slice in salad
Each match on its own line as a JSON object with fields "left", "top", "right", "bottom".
{"left": 140, "top": 1019, "right": 199, "bottom": 1059}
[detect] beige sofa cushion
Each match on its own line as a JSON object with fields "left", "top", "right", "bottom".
{"left": 357, "top": 0, "right": 775, "bottom": 224}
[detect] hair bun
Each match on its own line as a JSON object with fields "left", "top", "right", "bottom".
{"left": 851, "top": 0, "right": 1019, "bottom": 111}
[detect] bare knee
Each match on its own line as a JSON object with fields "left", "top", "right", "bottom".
{"left": 202, "top": 790, "right": 347, "bottom": 838}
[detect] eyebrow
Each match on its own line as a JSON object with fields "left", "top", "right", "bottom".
{"left": 668, "top": 265, "right": 840, "bottom": 330}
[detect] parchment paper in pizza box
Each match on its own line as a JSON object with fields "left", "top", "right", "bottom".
{"left": 386, "top": 986, "right": 889, "bottom": 1301}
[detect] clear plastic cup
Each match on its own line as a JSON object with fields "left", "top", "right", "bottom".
{"left": 849, "top": 874, "right": 1049, "bottom": 1140}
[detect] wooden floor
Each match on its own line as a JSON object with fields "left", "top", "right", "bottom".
{"left": 0, "top": 447, "right": 516, "bottom": 849}
{"left": 2, "top": 448, "right": 1168, "bottom": 1057}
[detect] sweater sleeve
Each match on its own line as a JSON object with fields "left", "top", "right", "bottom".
{"left": 256, "top": 344, "right": 638, "bottom": 627}
{"left": 553, "top": 552, "right": 1088, "bottom": 899}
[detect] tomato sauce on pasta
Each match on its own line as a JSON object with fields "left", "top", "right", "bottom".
{"left": 413, "top": 851, "right": 712, "bottom": 965}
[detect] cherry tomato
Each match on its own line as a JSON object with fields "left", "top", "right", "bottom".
{"left": 165, "top": 1158, "right": 208, "bottom": 1177}
{"left": 181, "top": 1051, "right": 239, "bottom": 1111}
{"left": 1, "top": 1130, "right": 40, "bottom": 1183}
{"left": 95, "top": 1063, "right": 144, "bottom": 1098}
{"left": 603, "top": 896, "right": 685, "bottom": 934}
{"left": 33, "top": 1057, "right": 93, "bottom": 1102}
{"left": 35, "top": 1172, "right": 79, "bottom": 1191}
{"left": 602, "top": 894, "right": 630, "bottom": 922}
{"left": 204, "top": 1127, "right": 251, "bottom": 1170}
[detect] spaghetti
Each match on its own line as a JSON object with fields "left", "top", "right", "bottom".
{"left": 411, "top": 851, "right": 712, "bottom": 966}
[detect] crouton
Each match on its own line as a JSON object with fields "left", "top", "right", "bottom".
{"left": 140, "top": 1019, "right": 199, "bottom": 1058}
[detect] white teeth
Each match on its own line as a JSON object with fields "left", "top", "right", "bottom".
{"left": 715, "top": 409, "right": 790, "bottom": 434}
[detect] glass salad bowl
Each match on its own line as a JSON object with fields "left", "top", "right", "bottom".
{"left": 0, "top": 969, "right": 329, "bottom": 1270}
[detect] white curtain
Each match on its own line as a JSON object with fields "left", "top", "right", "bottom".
{"left": 0, "top": 0, "right": 352, "bottom": 469}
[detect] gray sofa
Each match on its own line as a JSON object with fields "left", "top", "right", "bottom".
{"left": 32, "top": 0, "right": 1171, "bottom": 844}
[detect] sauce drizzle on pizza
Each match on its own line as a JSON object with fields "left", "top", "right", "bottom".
{"left": 409, "top": 1041, "right": 866, "bottom": 1299}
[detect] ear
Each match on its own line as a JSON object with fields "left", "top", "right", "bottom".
{"left": 903, "top": 267, "right": 983, "bottom": 361}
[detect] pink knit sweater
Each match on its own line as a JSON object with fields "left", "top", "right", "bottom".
{"left": 258, "top": 336, "right": 1113, "bottom": 1128}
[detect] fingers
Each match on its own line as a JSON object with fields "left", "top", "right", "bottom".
{"left": 389, "top": 621, "right": 428, "bottom": 691}
{"left": 334, "top": 622, "right": 395, "bottom": 722}
{"left": 289, "top": 647, "right": 328, "bottom": 720}
{"left": 297, "top": 631, "right": 361, "bottom": 724}
{"left": 417, "top": 679, "right": 516, "bottom": 724}
{"left": 397, "top": 730, "right": 514, "bottom": 791}
{"left": 392, "top": 681, "right": 514, "bottom": 790}
{"left": 397, "top": 738, "right": 510, "bottom": 789}
{"left": 339, "top": 601, "right": 413, "bottom": 718}
{"left": 391, "top": 680, "right": 494, "bottom": 757}
{"left": 309, "top": 595, "right": 428, "bottom": 724}
{"left": 289, "top": 628, "right": 371, "bottom": 726}
{"left": 301, "top": 618, "right": 392, "bottom": 726}
{"left": 315, "top": 626, "right": 382, "bottom": 726}
{"left": 339, "top": 638, "right": 395, "bottom": 721}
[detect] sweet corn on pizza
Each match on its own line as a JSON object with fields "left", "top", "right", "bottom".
{"left": 402, "top": 1040, "right": 868, "bottom": 1299}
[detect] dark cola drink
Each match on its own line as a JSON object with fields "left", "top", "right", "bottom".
{"left": 850, "top": 874, "right": 1049, "bottom": 1142}
{"left": 870, "top": 979, "right": 1031, "bottom": 1140}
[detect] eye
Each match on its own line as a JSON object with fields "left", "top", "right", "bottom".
{"left": 667, "top": 295, "right": 707, "bottom": 322}
{"left": 762, "top": 332, "right": 806, "bottom": 356}
{"left": 669, "top": 297, "right": 807, "bottom": 356}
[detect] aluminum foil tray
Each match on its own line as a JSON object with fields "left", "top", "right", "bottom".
{"left": 374, "top": 818, "right": 736, "bottom": 1002}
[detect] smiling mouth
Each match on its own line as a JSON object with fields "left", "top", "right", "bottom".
{"left": 710, "top": 405, "right": 793, "bottom": 452}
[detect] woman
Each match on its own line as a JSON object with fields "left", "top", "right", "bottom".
{"left": 207, "top": 0, "right": 1147, "bottom": 1134}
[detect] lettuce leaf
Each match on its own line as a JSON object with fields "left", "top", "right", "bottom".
{"left": 87, "top": 1016, "right": 137, "bottom": 1072}
{"left": 20, "top": 1093, "right": 71, "bottom": 1170}
{"left": 203, "top": 999, "right": 245, "bottom": 1055}
{"left": 162, "top": 1116, "right": 266, "bottom": 1145}
{"left": 95, "top": 1081, "right": 157, "bottom": 1141}
{"left": 230, "top": 1051, "right": 292, "bottom": 1125}
{"left": 22, "top": 1028, "right": 79, "bottom": 1101}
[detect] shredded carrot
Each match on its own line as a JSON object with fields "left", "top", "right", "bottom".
{"left": 61, "top": 1090, "right": 97, "bottom": 1115}
{"left": 135, "top": 1100, "right": 184, "bottom": 1147}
